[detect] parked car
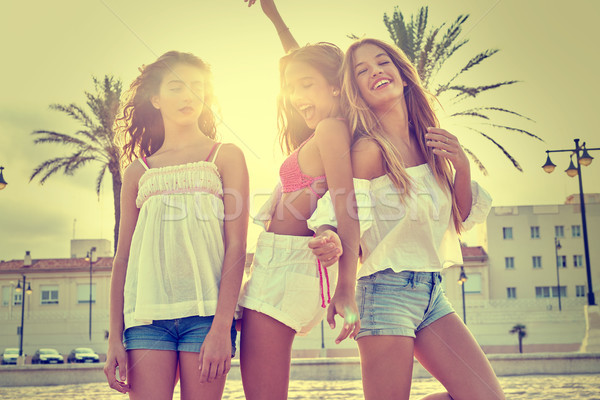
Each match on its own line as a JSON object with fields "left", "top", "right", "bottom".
{"left": 31, "top": 348, "right": 64, "bottom": 364}
{"left": 1, "top": 348, "right": 19, "bottom": 365}
{"left": 67, "top": 347, "right": 99, "bottom": 363}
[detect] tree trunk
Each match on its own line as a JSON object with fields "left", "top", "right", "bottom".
{"left": 110, "top": 166, "right": 122, "bottom": 256}
{"left": 518, "top": 336, "right": 523, "bottom": 353}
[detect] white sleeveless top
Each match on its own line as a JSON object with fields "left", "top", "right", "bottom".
{"left": 123, "top": 145, "right": 225, "bottom": 329}
{"left": 308, "top": 164, "right": 492, "bottom": 278}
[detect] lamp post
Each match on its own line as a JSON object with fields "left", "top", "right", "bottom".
{"left": 457, "top": 266, "right": 468, "bottom": 325}
{"left": 542, "top": 138, "right": 598, "bottom": 306}
{"left": 555, "top": 237, "right": 562, "bottom": 311}
{"left": 320, "top": 320, "right": 326, "bottom": 357}
{"left": 0, "top": 166, "right": 7, "bottom": 190}
{"left": 85, "top": 247, "right": 97, "bottom": 341}
{"left": 16, "top": 251, "right": 33, "bottom": 358}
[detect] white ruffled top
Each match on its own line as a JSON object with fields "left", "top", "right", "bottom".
{"left": 308, "top": 164, "right": 492, "bottom": 279}
{"left": 123, "top": 159, "right": 225, "bottom": 329}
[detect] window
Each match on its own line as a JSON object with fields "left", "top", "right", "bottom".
{"left": 14, "top": 292, "right": 22, "bottom": 306}
{"left": 40, "top": 285, "right": 59, "bottom": 305}
{"left": 573, "top": 255, "right": 583, "bottom": 268}
{"left": 530, "top": 226, "right": 540, "bottom": 239}
{"left": 532, "top": 256, "right": 542, "bottom": 269}
{"left": 503, "top": 227, "right": 513, "bottom": 239}
{"left": 556, "top": 255, "right": 567, "bottom": 268}
{"left": 77, "top": 284, "right": 96, "bottom": 304}
{"left": 505, "top": 257, "right": 515, "bottom": 269}
{"left": 551, "top": 286, "right": 567, "bottom": 298}
{"left": 1, "top": 287, "right": 10, "bottom": 307}
{"left": 536, "top": 286, "right": 550, "bottom": 298}
{"left": 572, "top": 225, "right": 581, "bottom": 237}
{"left": 507, "top": 287, "right": 517, "bottom": 299}
{"left": 576, "top": 285, "right": 586, "bottom": 297}
{"left": 463, "top": 274, "right": 482, "bottom": 294}
{"left": 555, "top": 225, "right": 564, "bottom": 238}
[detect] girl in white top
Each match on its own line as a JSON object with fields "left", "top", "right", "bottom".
{"left": 309, "top": 39, "right": 504, "bottom": 400}
{"left": 104, "top": 51, "right": 249, "bottom": 399}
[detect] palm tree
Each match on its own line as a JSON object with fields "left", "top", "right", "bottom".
{"left": 509, "top": 323, "right": 527, "bottom": 353}
{"left": 30, "top": 75, "right": 122, "bottom": 254}
{"left": 380, "top": 6, "right": 541, "bottom": 174}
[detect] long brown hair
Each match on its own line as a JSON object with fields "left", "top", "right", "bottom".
{"left": 342, "top": 38, "right": 462, "bottom": 232}
{"left": 115, "top": 51, "right": 217, "bottom": 170}
{"left": 277, "top": 43, "right": 344, "bottom": 155}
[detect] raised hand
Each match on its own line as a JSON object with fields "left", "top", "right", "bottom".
{"left": 425, "top": 127, "right": 470, "bottom": 175}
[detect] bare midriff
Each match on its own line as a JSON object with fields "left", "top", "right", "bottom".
{"left": 267, "top": 182, "right": 328, "bottom": 236}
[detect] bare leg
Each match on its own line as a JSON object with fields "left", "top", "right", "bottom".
{"left": 240, "top": 309, "right": 296, "bottom": 400}
{"left": 357, "top": 335, "right": 415, "bottom": 400}
{"left": 414, "top": 313, "right": 505, "bottom": 400}
{"left": 179, "top": 351, "right": 227, "bottom": 400}
{"left": 127, "top": 349, "right": 178, "bottom": 400}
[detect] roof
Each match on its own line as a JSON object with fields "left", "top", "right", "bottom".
{"left": 0, "top": 257, "right": 113, "bottom": 274}
{"left": 461, "top": 246, "right": 488, "bottom": 262}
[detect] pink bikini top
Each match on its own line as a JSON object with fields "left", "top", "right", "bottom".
{"left": 279, "top": 133, "right": 326, "bottom": 197}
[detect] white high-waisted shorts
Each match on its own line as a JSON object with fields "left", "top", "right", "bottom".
{"left": 238, "top": 231, "right": 338, "bottom": 335}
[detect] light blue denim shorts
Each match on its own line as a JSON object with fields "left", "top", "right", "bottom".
{"left": 355, "top": 269, "right": 455, "bottom": 340}
{"left": 123, "top": 315, "right": 236, "bottom": 356}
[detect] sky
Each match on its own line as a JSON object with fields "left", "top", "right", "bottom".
{"left": 1, "top": 0, "right": 599, "bottom": 261}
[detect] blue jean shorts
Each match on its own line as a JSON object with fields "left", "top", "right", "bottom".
{"left": 123, "top": 315, "right": 237, "bottom": 356}
{"left": 355, "top": 269, "right": 455, "bottom": 340}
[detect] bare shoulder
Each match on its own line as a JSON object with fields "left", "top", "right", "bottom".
{"left": 215, "top": 143, "right": 247, "bottom": 177}
{"left": 122, "top": 159, "right": 146, "bottom": 187}
{"left": 313, "top": 118, "right": 351, "bottom": 146}
{"left": 351, "top": 137, "right": 385, "bottom": 179}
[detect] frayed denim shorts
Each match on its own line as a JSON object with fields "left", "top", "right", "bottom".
{"left": 355, "top": 269, "right": 455, "bottom": 340}
{"left": 123, "top": 315, "right": 236, "bottom": 356}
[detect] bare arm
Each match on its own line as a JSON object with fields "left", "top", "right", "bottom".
{"left": 198, "top": 144, "right": 249, "bottom": 383}
{"left": 246, "top": 0, "right": 299, "bottom": 52}
{"left": 103, "top": 161, "right": 143, "bottom": 394}
{"left": 314, "top": 119, "right": 361, "bottom": 342}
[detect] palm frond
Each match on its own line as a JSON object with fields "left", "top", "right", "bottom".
{"left": 49, "top": 104, "right": 94, "bottom": 130}
{"left": 32, "top": 130, "right": 90, "bottom": 148}
{"left": 446, "top": 80, "right": 518, "bottom": 99}
{"left": 484, "top": 123, "right": 543, "bottom": 141}
{"left": 465, "top": 127, "right": 523, "bottom": 171}
{"left": 462, "top": 145, "right": 488, "bottom": 175}
{"left": 474, "top": 107, "right": 534, "bottom": 122}
{"left": 438, "top": 49, "right": 499, "bottom": 93}
{"left": 450, "top": 111, "right": 490, "bottom": 120}
{"left": 95, "top": 165, "right": 107, "bottom": 197}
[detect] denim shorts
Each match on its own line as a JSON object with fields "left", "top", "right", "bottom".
{"left": 123, "top": 315, "right": 237, "bottom": 356}
{"left": 355, "top": 269, "right": 455, "bottom": 340}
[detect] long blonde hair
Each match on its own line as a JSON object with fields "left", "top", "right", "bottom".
{"left": 342, "top": 38, "right": 462, "bottom": 232}
{"left": 114, "top": 51, "right": 217, "bottom": 170}
{"left": 277, "top": 43, "right": 344, "bottom": 155}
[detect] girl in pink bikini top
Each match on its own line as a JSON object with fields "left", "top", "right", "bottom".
{"left": 279, "top": 132, "right": 326, "bottom": 197}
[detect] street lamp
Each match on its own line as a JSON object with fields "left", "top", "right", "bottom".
{"left": 0, "top": 166, "right": 7, "bottom": 190}
{"left": 16, "top": 251, "right": 33, "bottom": 358}
{"left": 542, "top": 138, "right": 599, "bottom": 306}
{"left": 457, "top": 266, "right": 468, "bottom": 325}
{"left": 85, "top": 247, "right": 97, "bottom": 341}
{"left": 555, "top": 238, "right": 562, "bottom": 311}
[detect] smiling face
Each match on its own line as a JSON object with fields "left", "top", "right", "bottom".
{"left": 352, "top": 43, "right": 407, "bottom": 111}
{"left": 151, "top": 63, "right": 205, "bottom": 128}
{"left": 284, "top": 60, "right": 340, "bottom": 130}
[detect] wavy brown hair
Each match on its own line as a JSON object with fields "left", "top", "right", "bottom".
{"left": 342, "top": 38, "right": 462, "bottom": 233}
{"left": 114, "top": 51, "right": 217, "bottom": 170}
{"left": 277, "top": 43, "right": 344, "bottom": 155}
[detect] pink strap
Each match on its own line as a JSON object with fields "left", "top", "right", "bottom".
{"left": 204, "top": 143, "right": 219, "bottom": 162}
{"left": 141, "top": 156, "right": 150, "bottom": 169}
{"left": 317, "top": 257, "right": 332, "bottom": 309}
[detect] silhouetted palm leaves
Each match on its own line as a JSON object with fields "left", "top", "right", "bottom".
{"left": 30, "top": 76, "right": 122, "bottom": 253}
{"left": 383, "top": 6, "right": 540, "bottom": 174}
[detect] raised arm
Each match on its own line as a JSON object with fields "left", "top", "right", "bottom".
{"left": 246, "top": 0, "right": 299, "bottom": 52}
{"left": 198, "top": 144, "right": 249, "bottom": 383}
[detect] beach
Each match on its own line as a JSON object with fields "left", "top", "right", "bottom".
{"left": 1, "top": 374, "right": 598, "bottom": 399}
